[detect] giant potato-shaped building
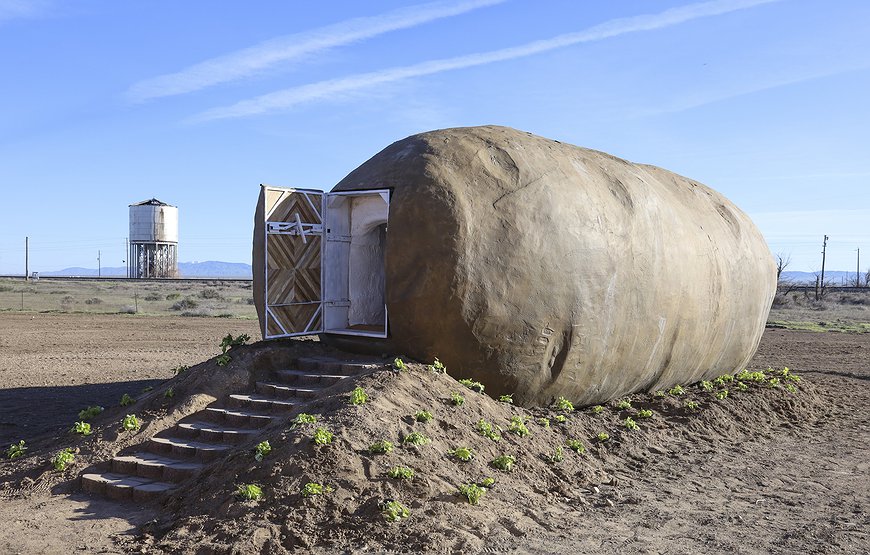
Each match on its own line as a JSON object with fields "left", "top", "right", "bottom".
{"left": 254, "top": 126, "right": 776, "bottom": 407}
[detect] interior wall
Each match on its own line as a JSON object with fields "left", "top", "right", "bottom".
{"left": 348, "top": 195, "right": 387, "bottom": 326}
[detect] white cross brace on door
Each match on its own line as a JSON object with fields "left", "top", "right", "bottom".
{"left": 267, "top": 213, "right": 323, "bottom": 243}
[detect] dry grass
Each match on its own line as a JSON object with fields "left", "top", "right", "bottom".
{"left": 769, "top": 288, "right": 870, "bottom": 333}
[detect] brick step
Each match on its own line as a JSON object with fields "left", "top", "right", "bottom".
{"left": 176, "top": 421, "right": 262, "bottom": 444}
{"left": 272, "top": 369, "right": 347, "bottom": 386}
{"left": 111, "top": 452, "right": 203, "bottom": 483}
{"left": 295, "top": 357, "right": 387, "bottom": 375}
{"left": 226, "top": 393, "right": 296, "bottom": 412}
{"left": 255, "top": 381, "right": 322, "bottom": 399}
{"left": 146, "top": 436, "right": 231, "bottom": 462}
{"left": 81, "top": 472, "right": 175, "bottom": 502}
{"left": 203, "top": 407, "right": 274, "bottom": 428}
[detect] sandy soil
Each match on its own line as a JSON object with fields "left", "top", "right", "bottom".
{"left": 0, "top": 314, "right": 867, "bottom": 554}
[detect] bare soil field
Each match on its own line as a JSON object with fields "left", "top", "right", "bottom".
{"left": 0, "top": 313, "right": 867, "bottom": 554}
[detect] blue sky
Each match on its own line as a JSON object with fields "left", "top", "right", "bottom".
{"left": 0, "top": 0, "right": 867, "bottom": 275}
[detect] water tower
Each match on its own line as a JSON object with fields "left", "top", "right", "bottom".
{"left": 128, "top": 198, "right": 178, "bottom": 278}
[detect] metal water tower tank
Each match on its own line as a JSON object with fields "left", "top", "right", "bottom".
{"left": 128, "top": 198, "right": 178, "bottom": 278}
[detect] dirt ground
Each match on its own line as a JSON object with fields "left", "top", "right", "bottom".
{"left": 0, "top": 313, "right": 867, "bottom": 554}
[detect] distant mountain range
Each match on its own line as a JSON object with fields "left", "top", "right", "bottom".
{"left": 781, "top": 270, "right": 864, "bottom": 285}
{"left": 42, "top": 261, "right": 253, "bottom": 278}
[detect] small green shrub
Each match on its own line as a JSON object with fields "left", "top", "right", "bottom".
{"left": 369, "top": 440, "right": 394, "bottom": 454}
{"left": 481, "top": 477, "right": 495, "bottom": 488}
{"left": 393, "top": 357, "right": 407, "bottom": 371}
{"left": 78, "top": 406, "right": 104, "bottom": 420}
{"left": 623, "top": 417, "right": 639, "bottom": 430}
{"left": 491, "top": 454, "right": 516, "bottom": 472}
{"left": 715, "top": 390, "right": 729, "bottom": 400}
{"left": 458, "top": 483, "right": 486, "bottom": 505}
{"left": 668, "top": 385, "right": 686, "bottom": 396}
{"left": 122, "top": 414, "right": 141, "bottom": 432}
{"left": 498, "top": 394, "right": 513, "bottom": 404}
{"left": 427, "top": 357, "right": 446, "bottom": 373}
{"left": 301, "top": 482, "right": 333, "bottom": 497}
{"left": 382, "top": 500, "right": 410, "bottom": 522}
{"left": 736, "top": 369, "right": 767, "bottom": 383}
{"left": 459, "top": 378, "right": 485, "bottom": 393}
{"left": 71, "top": 421, "right": 92, "bottom": 436}
{"left": 293, "top": 413, "right": 317, "bottom": 425}
{"left": 254, "top": 440, "right": 271, "bottom": 462}
{"left": 566, "top": 439, "right": 585, "bottom": 454}
{"left": 636, "top": 409, "right": 653, "bottom": 419}
{"left": 402, "top": 432, "right": 430, "bottom": 446}
{"left": 616, "top": 399, "right": 632, "bottom": 410}
{"left": 591, "top": 405, "right": 604, "bottom": 414}
{"left": 414, "top": 410, "right": 433, "bottom": 423}
{"left": 52, "top": 448, "right": 75, "bottom": 471}
{"left": 713, "top": 374, "right": 734, "bottom": 387}
{"left": 546, "top": 446, "right": 564, "bottom": 464}
{"left": 216, "top": 354, "right": 231, "bottom": 366}
{"left": 349, "top": 386, "right": 369, "bottom": 405}
{"left": 476, "top": 419, "right": 501, "bottom": 442}
{"left": 596, "top": 432, "right": 610, "bottom": 442}
{"left": 236, "top": 483, "right": 263, "bottom": 501}
{"left": 450, "top": 392, "right": 465, "bottom": 406}
{"left": 119, "top": 393, "right": 134, "bottom": 407}
{"left": 767, "top": 377, "right": 780, "bottom": 387}
{"left": 553, "top": 414, "right": 567, "bottom": 423}
{"left": 737, "top": 381, "right": 749, "bottom": 391}
{"left": 164, "top": 387, "right": 174, "bottom": 399}
{"left": 387, "top": 466, "right": 414, "bottom": 479}
{"left": 685, "top": 400, "right": 700, "bottom": 411}
{"left": 6, "top": 440, "right": 26, "bottom": 459}
{"left": 537, "top": 417, "right": 550, "bottom": 428}
{"left": 450, "top": 447, "right": 474, "bottom": 462}
{"left": 220, "top": 333, "right": 250, "bottom": 353}
{"left": 312, "top": 427, "right": 333, "bottom": 446}
{"left": 554, "top": 396, "right": 575, "bottom": 412}
{"left": 700, "top": 380, "right": 714, "bottom": 392}
{"left": 507, "top": 416, "right": 530, "bottom": 437}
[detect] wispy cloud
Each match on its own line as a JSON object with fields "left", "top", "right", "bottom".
{"left": 0, "top": 0, "right": 50, "bottom": 24}
{"left": 127, "top": 0, "right": 506, "bottom": 103}
{"left": 192, "top": 0, "right": 780, "bottom": 122}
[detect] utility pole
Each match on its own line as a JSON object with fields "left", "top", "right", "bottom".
{"left": 820, "top": 235, "right": 829, "bottom": 297}
{"left": 97, "top": 250, "right": 101, "bottom": 278}
{"left": 25, "top": 236, "right": 29, "bottom": 281}
{"left": 858, "top": 248, "right": 861, "bottom": 288}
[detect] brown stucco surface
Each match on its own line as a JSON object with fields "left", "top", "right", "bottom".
{"left": 256, "top": 126, "right": 776, "bottom": 406}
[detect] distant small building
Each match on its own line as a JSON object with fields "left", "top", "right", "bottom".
{"left": 128, "top": 198, "right": 178, "bottom": 278}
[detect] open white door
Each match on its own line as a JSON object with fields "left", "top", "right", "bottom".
{"left": 262, "top": 186, "right": 325, "bottom": 339}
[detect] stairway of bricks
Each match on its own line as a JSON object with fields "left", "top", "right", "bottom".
{"left": 80, "top": 356, "right": 385, "bottom": 503}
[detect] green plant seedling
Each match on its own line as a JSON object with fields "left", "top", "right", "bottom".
{"left": 668, "top": 385, "right": 686, "bottom": 396}
{"left": 402, "top": 432, "right": 430, "bottom": 446}
{"left": 553, "top": 414, "right": 567, "bottom": 424}
{"left": 119, "top": 393, "right": 134, "bottom": 407}
{"left": 596, "top": 432, "right": 610, "bottom": 442}
{"left": 414, "top": 410, "right": 433, "bottom": 423}
{"left": 653, "top": 390, "right": 666, "bottom": 397}
{"left": 220, "top": 333, "right": 250, "bottom": 353}
{"left": 301, "top": 482, "right": 333, "bottom": 497}
{"left": 450, "top": 447, "right": 475, "bottom": 462}
{"left": 481, "top": 477, "right": 495, "bottom": 488}
{"left": 142, "top": 386, "right": 153, "bottom": 393}
{"left": 566, "top": 439, "right": 585, "bottom": 454}
{"left": 312, "top": 427, "right": 333, "bottom": 446}
{"left": 369, "top": 440, "right": 394, "bottom": 454}
{"left": 78, "top": 406, "right": 104, "bottom": 420}
{"left": 172, "top": 365, "right": 189, "bottom": 375}
{"left": 6, "top": 440, "right": 26, "bottom": 459}
{"left": 236, "top": 483, "right": 263, "bottom": 501}
{"left": 547, "top": 446, "right": 564, "bottom": 464}
{"left": 737, "top": 381, "right": 749, "bottom": 391}
{"left": 499, "top": 394, "right": 514, "bottom": 404}
{"left": 715, "top": 390, "right": 729, "bottom": 400}
{"left": 537, "top": 417, "right": 550, "bottom": 428}
{"left": 713, "top": 374, "right": 734, "bottom": 387}
{"left": 349, "top": 386, "right": 368, "bottom": 405}
{"left": 458, "top": 378, "right": 485, "bottom": 393}
{"left": 476, "top": 419, "right": 502, "bottom": 442}
{"left": 450, "top": 392, "right": 465, "bottom": 406}
{"left": 254, "top": 440, "right": 271, "bottom": 462}
{"left": 554, "top": 396, "right": 575, "bottom": 412}
{"left": 216, "top": 354, "right": 231, "bottom": 366}
{"left": 71, "top": 421, "right": 92, "bottom": 436}
{"left": 636, "top": 409, "right": 653, "bottom": 419}
{"left": 491, "top": 454, "right": 516, "bottom": 472}
{"left": 767, "top": 377, "right": 781, "bottom": 387}
{"left": 382, "top": 500, "right": 410, "bottom": 522}
{"left": 786, "top": 384, "right": 797, "bottom": 393}
{"left": 294, "top": 413, "right": 317, "bottom": 425}
{"left": 700, "top": 381, "right": 714, "bottom": 392}
{"left": 122, "top": 414, "right": 141, "bottom": 432}
{"left": 684, "top": 400, "right": 700, "bottom": 411}
{"left": 736, "top": 370, "right": 767, "bottom": 383}
{"left": 623, "top": 417, "right": 639, "bottom": 430}
{"left": 508, "top": 416, "right": 530, "bottom": 437}
{"left": 164, "top": 387, "right": 174, "bottom": 399}
{"left": 387, "top": 466, "right": 415, "bottom": 479}
{"left": 52, "top": 448, "right": 75, "bottom": 471}
{"left": 458, "top": 483, "right": 486, "bottom": 505}
{"left": 427, "top": 358, "right": 446, "bottom": 373}
{"left": 616, "top": 399, "right": 632, "bottom": 410}
{"left": 393, "top": 357, "right": 407, "bottom": 371}
{"left": 591, "top": 405, "right": 604, "bottom": 414}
